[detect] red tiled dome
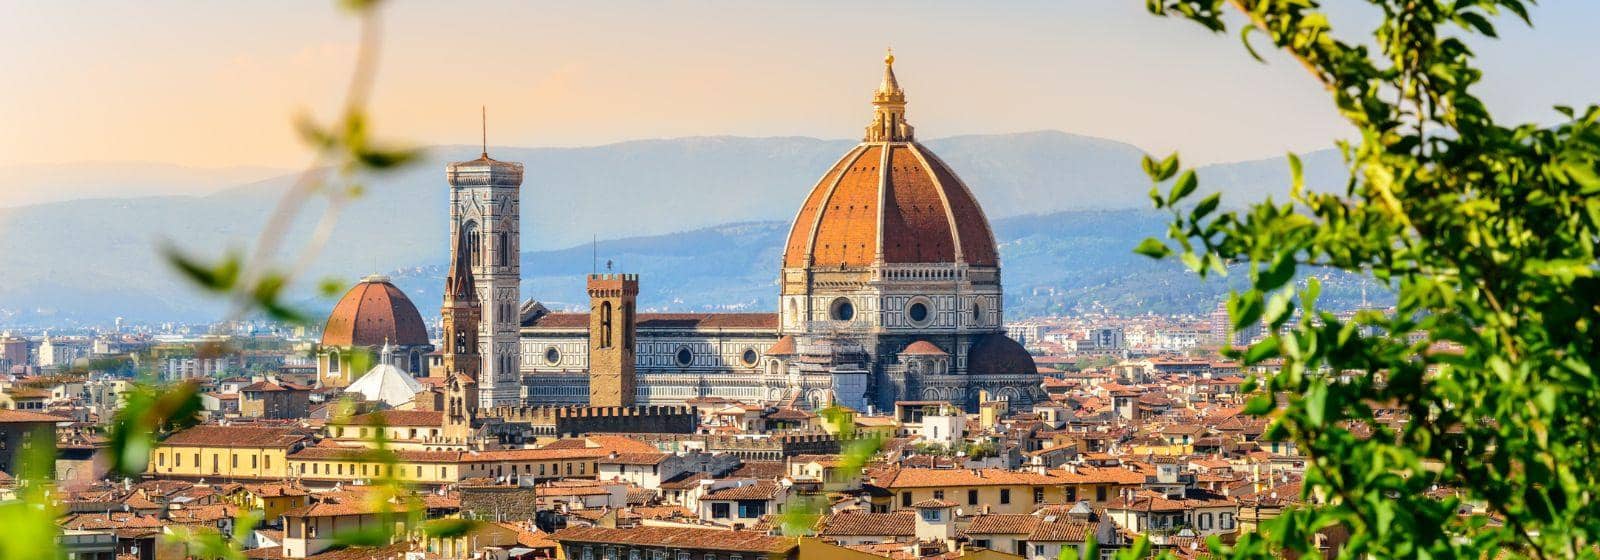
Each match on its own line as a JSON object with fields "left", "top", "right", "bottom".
{"left": 782, "top": 143, "right": 997, "bottom": 269}
{"left": 765, "top": 335, "right": 797, "bottom": 356}
{"left": 322, "top": 275, "right": 429, "bottom": 347}
{"left": 901, "top": 340, "right": 948, "bottom": 356}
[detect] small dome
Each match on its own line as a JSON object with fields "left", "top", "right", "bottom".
{"left": 344, "top": 363, "right": 426, "bottom": 408}
{"left": 900, "top": 340, "right": 948, "bottom": 356}
{"left": 966, "top": 334, "right": 1036, "bottom": 376}
{"left": 322, "top": 275, "right": 429, "bottom": 347}
{"left": 765, "top": 335, "right": 797, "bottom": 356}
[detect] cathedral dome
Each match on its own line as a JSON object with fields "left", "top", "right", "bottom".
{"left": 782, "top": 54, "right": 998, "bottom": 269}
{"left": 965, "top": 334, "right": 1036, "bottom": 376}
{"left": 322, "top": 275, "right": 429, "bottom": 347}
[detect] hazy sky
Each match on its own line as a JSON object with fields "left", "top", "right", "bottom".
{"left": 4, "top": 1, "right": 1597, "bottom": 169}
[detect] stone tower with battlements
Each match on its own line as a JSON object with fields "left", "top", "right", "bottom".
{"left": 446, "top": 148, "right": 524, "bottom": 408}
{"left": 586, "top": 273, "right": 638, "bottom": 407}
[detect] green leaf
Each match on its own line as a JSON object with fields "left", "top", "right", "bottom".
{"left": 1192, "top": 192, "right": 1222, "bottom": 221}
{"left": 1133, "top": 238, "right": 1172, "bottom": 259}
{"left": 421, "top": 518, "right": 481, "bottom": 539}
{"left": 1168, "top": 170, "right": 1199, "bottom": 205}
{"left": 355, "top": 147, "right": 420, "bottom": 170}
{"left": 1258, "top": 255, "right": 1297, "bottom": 291}
{"left": 1304, "top": 383, "right": 1328, "bottom": 427}
{"left": 1141, "top": 153, "right": 1181, "bottom": 182}
{"left": 1240, "top": 24, "right": 1266, "bottom": 62}
{"left": 1229, "top": 292, "right": 1264, "bottom": 332}
{"left": 1243, "top": 392, "right": 1276, "bottom": 415}
{"left": 1454, "top": 10, "right": 1497, "bottom": 37}
{"left": 1287, "top": 152, "right": 1305, "bottom": 197}
{"left": 1243, "top": 337, "right": 1280, "bottom": 364}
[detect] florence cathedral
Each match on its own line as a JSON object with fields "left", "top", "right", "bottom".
{"left": 319, "top": 53, "right": 1044, "bottom": 413}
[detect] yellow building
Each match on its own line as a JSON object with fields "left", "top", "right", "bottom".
{"left": 288, "top": 447, "right": 463, "bottom": 486}
{"left": 879, "top": 468, "right": 1070, "bottom": 515}
{"left": 324, "top": 410, "right": 459, "bottom": 451}
{"left": 459, "top": 447, "right": 609, "bottom": 481}
{"left": 224, "top": 482, "right": 310, "bottom": 521}
{"left": 148, "top": 425, "right": 308, "bottom": 480}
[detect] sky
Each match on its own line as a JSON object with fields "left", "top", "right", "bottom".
{"left": 3, "top": 1, "right": 1598, "bottom": 172}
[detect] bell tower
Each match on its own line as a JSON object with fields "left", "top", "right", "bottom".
{"left": 440, "top": 222, "right": 480, "bottom": 380}
{"left": 446, "top": 115, "right": 525, "bottom": 408}
{"left": 587, "top": 273, "right": 638, "bottom": 407}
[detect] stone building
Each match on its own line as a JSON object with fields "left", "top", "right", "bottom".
{"left": 517, "top": 53, "right": 1042, "bottom": 411}
{"left": 445, "top": 148, "right": 524, "bottom": 408}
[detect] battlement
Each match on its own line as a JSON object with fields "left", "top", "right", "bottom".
{"left": 483, "top": 404, "right": 695, "bottom": 424}
{"left": 617, "top": 432, "right": 843, "bottom": 459}
{"left": 481, "top": 404, "right": 698, "bottom": 437}
{"left": 586, "top": 274, "right": 640, "bottom": 297}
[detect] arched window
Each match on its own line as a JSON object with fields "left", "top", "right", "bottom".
{"left": 623, "top": 302, "right": 635, "bottom": 350}
{"left": 599, "top": 302, "right": 614, "bottom": 348}
{"left": 328, "top": 351, "right": 340, "bottom": 373}
{"left": 463, "top": 221, "right": 482, "bottom": 267}
{"left": 495, "top": 231, "right": 508, "bottom": 267}
{"left": 409, "top": 350, "right": 421, "bottom": 374}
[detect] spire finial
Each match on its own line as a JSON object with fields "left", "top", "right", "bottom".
{"left": 865, "top": 50, "right": 913, "bottom": 142}
{"left": 480, "top": 105, "right": 488, "bottom": 158}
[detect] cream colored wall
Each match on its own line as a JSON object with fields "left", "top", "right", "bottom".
{"left": 290, "top": 458, "right": 459, "bottom": 485}
{"left": 148, "top": 445, "right": 291, "bottom": 479}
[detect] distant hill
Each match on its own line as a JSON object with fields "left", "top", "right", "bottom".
{"left": 0, "top": 161, "right": 287, "bottom": 208}
{"left": 0, "top": 131, "right": 1352, "bottom": 325}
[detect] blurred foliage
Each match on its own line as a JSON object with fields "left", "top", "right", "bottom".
{"left": 165, "top": 509, "right": 264, "bottom": 560}
{"left": 0, "top": 428, "right": 64, "bottom": 560}
{"left": 780, "top": 406, "right": 885, "bottom": 537}
{"left": 162, "top": 0, "right": 417, "bottom": 325}
{"left": 107, "top": 378, "right": 203, "bottom": 477}
{"left": 1140, "top": 0, "right": 1600, "bottom": 557}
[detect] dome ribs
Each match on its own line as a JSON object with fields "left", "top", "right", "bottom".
{"left": 919, "top": 146, "right": 999, "bottom": 267}
{"left": 322, "top": 278, "right": 429, "bottom": 347}
{"left": 808, "top": 145, "right": 883, "bottom": 268}
{"left": 784, "top": 145, "right": 867, "bottom": 268}
{"left": 883, "top": 144, "right": 956, "bottom": 263}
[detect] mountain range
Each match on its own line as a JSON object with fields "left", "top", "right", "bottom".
{"left": 0, "top": 131, "right": 1356, "bottom": 325}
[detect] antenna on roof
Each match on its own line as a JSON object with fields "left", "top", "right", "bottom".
{"left": 481, "top": 105, "right": 489, "bottom": 158}
{"left": 592, "top": 235, "right": 597, "bottom": 274}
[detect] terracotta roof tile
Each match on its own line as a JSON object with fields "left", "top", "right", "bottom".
{"left": 551, "top": 526, "right": 796, "bottom": 554}
{"left": 702, "top": 480, "right": 782, "bottom": 501}
{"left": 819, "top": 511, "right": 915, "bottom": 537}
{"left": 879, "top": 468, "right": 1066, "bottom": 489}
{"left": 161, "top": 425, "right": 307, "bottom": 449}
{"left": 337, "top": 410, "right": 443, "bottom": 427}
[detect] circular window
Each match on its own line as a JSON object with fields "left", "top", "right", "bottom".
{"left": 675, "top": 347, "right": 694, "bottom": 367}
{"left": 742, "top": 348, "right": 759, "bottom": 366}
{"left": 830, "top": 298, "right": 855, "bottom": 321}
{"left": 544, "top": 347, "right": 561, "bottom": 365}
{"left": 907, "top": 300, "right": 930, "bottom": 326}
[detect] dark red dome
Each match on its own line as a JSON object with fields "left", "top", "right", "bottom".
{"left": 966, "top": 334, "right": 1036, "bottom": 376}
{"left": 321, "top": 275, "right": 429, "bottom": 347}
